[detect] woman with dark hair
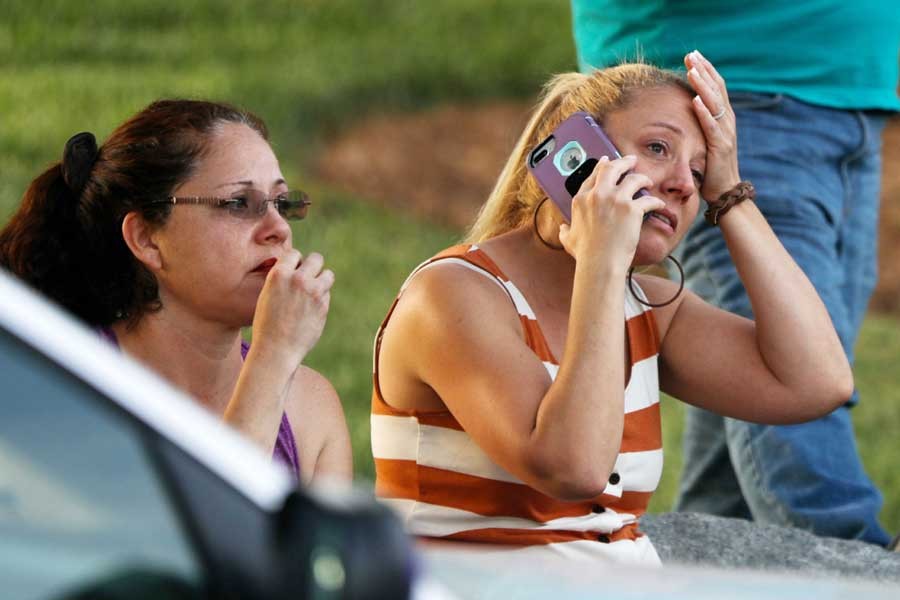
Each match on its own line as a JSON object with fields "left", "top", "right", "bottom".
{"left": 0, "top": 99, "right": 351, "bottom": 483}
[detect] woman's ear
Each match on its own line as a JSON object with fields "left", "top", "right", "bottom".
{"left": 121, "top": 212, "right": 162, "bottom": 272}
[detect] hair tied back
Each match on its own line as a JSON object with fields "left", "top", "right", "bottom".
{"left": 61, "top": 131, "right": 99, "bottom": 195}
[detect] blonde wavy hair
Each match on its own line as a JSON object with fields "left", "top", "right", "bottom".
{"left": 465, "top": 63, "right": 692, "bottom": 243}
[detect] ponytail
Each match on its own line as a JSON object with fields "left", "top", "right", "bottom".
{"left": 0, "top": 161, "right": 110, "bottom": 323}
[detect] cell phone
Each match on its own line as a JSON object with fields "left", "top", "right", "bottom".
{"left": 526, "top": 111, "right": 646, "bottom": 222}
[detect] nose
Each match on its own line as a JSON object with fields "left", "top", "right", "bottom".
{"left": 255, "top": 201, "right": 292, "bottom": 246}
{"left": 662, "top": 160, "right": 697, "bottom": 204}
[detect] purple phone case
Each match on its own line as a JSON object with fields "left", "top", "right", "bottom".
{"left": 526, "top": 111, "right": 623, "bottom": 222}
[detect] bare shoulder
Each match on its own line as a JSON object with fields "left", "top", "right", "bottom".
{"left": 284, "top": 365, "right": 352, "bottom": 482}
{"left": 383, "top": 258, "right": 524, "bottom": 362}
{"left": 284, "top": 365, "right": 342, "bottom": 425}
{"left": 378, "top": 257, "right": 528, "bottom": 411}
{"left": 293, "top": 365, "right": 338, "bottom": 399}
{"left": 397, "top": 258, "right": 513, "bottom": 317}
{"left": 631, "top": 272, "right": 696, "bottom": 339}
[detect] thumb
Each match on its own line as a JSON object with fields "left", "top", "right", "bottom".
{"left": 558, "top": 223, "right": 576, "bottom": 257}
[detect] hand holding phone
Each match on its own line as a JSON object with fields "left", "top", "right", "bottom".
{"left": 526, "top": 111, "right": 647, "bottom": 222}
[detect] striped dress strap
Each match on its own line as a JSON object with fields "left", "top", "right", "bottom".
{"left": 373, "top": 243, "right": 550, "bottom": 375}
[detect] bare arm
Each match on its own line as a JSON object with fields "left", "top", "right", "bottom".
{"left": 383, "top": 265, "right": 623, "bottom": 501}
{"left": 654, "top": 52, "right": 852, "bottom": 422}
{"left": 651, "top": 205, "right": 852, "bottom": 422}
{"left": 224, "top": 249, "right": 335, "bottom": 454}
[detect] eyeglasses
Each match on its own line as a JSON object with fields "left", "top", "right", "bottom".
{"left": 151, "top": 189, "right": 311, "bottom": 220}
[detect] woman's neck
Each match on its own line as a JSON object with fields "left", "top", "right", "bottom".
{"left": 481, "top": 227, "right": 578, "bottom": 310}
{"left": 110, "top": 309, "right": 244, "bottom": 415}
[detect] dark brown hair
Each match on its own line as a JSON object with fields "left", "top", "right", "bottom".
{"left": 0, "top": 99, "right": 268, "bottom": 326}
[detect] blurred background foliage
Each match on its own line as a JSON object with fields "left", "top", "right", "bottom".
{"left": 3, "top": 0, "right": 897, "bottom": 529}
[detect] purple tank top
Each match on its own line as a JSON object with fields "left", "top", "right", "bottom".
{"left": 99, "top": 328, "right": 301, "bottom": 479}
{"left": 240, "top": 341, "right": 302, "bottom": 479}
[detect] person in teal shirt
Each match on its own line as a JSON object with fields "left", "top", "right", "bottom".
{"left": 572, "top": 0, "right": 899, "bottom": 547}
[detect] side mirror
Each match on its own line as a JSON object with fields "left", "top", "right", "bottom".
{"left": 275, "top": 486, "right": 414, "bottom": 600}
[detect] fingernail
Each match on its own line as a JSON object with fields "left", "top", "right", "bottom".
{"left": 689, "top": 50, "right": 700, "bottom": 62}
{"left": 599, "top": 155, "right": 609, "bottom": 162}
{"left": 689, "top": 67, "right": 698, "bottom": 78}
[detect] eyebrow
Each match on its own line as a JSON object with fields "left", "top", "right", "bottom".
{"left": 647, "top": 122, "right": 683, "bottom": 135}
{"left": 215, "top": 179, "right": 287, "bottom": 189}
{"left": 646, "top": 122, "right": 707, "bottom": 161}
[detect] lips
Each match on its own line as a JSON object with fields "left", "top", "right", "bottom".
{"left": 647, "top": 208, "right": 678, "bottom": 233}
{"left": 252, "top": 258, "right": 277, "bottom": 274}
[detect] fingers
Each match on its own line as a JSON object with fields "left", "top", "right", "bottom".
{"left": 295, "top": 252, "right": 334, "bottom": 295}
{"left": 268, "top": 250, "right": 334, "bottom": 295}
{"left": 617, "top": 172, "right": 653, "bottom": 200}
{"left": 573, "top": 155, "right": 604, "bottom": 196}
{"left": 686, "top": 50, "right": 727, "bottom": 101}
{"left": 318, "top": 268, "right": 336, "bottom": 294}
{"left": 557, "top": 222, "right": 571, "bottom": 251}
{"left": 590, "top": 154, "right": 630, "bottom": 194}
{"left": 687, "top": 66, "right": 716, "bottom": 102}
{"left": 275, "top": 248, "right": 303, "bottom": 271}
{"left": 589, "top": 155, "right": 653, "bottom": 201}
{"left": 691, "top": 94, "right": 719, "bottom": 129}
{"left": 632, "top": 194, "right": 666, "bottom": 216}
{"left": 686, "top": 51, "right": 729, "bottom": 125}
{"left": 688, "top": 68, "right": 726, "bottom": 121}
{"left": 693, "top": 51, "right": 727, "bottom": 95}
{"left": 296, "top": 251, "right": 324, "bottom": 277}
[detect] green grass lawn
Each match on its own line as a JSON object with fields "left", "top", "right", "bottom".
{"left": 4, "top": 0, "right": 898, "bottom": 536}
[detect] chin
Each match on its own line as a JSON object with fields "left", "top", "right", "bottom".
{"left": 635, "top": 228, "right": 685, "bottom": 266}
{"left": 632, "top": 245, "right": 671, "bottom": 267}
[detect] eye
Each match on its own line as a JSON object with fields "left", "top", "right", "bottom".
{"left": 270, "top": 192, "right": 289, "bottom": 212}
{"left": 691, "top": 169, "right": 705, "bottom": 184}
{"left": 220, "top": 197, "right": 250, "bottom": 213}
{"left": 647, "top": 141, "right": 667, "bottom": 155}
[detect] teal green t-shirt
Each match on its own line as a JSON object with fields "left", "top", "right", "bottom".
{"left": 571, "top": 0, "right": 900, "bottom": 111}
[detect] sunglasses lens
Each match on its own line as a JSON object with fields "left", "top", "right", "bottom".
{"left": 278, "top": 191, "right": 310, "bottom": 220}
{"left": 240, "top": 190, "right": 269, "bottom": 218}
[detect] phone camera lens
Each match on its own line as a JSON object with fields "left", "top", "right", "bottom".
{"left": 554, "top": 141, "right": 586, "bottom": 175}
{"left": 529, "top": 136, "right": 556, "bottom": 169}
{"left": 563, "top": 147, "right": 583, "bottom": 171}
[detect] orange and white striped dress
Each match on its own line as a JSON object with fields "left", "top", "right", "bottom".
{"left": 371, "top": 244, "right": 663, "bottom": 565}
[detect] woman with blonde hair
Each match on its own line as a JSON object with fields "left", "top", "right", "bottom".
{"left": 370, "top": 52, "right": 852, "bottom": 566}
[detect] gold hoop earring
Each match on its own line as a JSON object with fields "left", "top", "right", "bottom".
{"left": 533, "top": 197, "right": 564, "bottom": 251}
{"left": 628, "top": 255, "right": 684, "bottom": 308}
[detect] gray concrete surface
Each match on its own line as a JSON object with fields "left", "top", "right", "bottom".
{"left": 642, "top": 512, "right": 900, "bottom": 583}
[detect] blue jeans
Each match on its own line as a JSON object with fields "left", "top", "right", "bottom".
{"left": 673, "top": 93, "right": 891, "bottom": 546}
